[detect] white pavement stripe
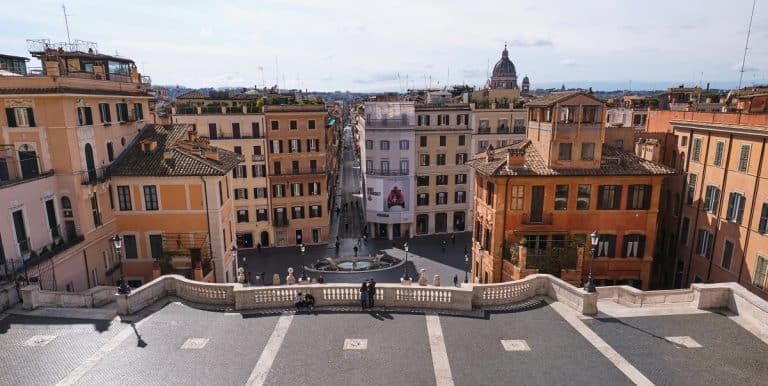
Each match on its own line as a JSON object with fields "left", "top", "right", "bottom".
{"left": 549, "top": 302, "right": 653, "bottom": 386}
{"left": 245, "top": 313, "right": 294, "bottom": 386}
{"left": 56, "top": 315, "right": 154, "bottom": 386}
{"left": 425, "top": 314, "right": 454, "bottom": 386}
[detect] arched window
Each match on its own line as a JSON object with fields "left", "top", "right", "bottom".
{"left": 84, "top": 143, "right": 96, "bottom": 182}
{"left": 61, "top": 196, "right": 72, "bottom": 209}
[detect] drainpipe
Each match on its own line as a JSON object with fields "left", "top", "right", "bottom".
{"left": 83, "top": 250, "right": 90, "bottom": 288}
{"left": 737, "top": 138, "right": 766, "bottom": 285}
{"left": 200, "top": 176, "right": 216, "bottom": 282}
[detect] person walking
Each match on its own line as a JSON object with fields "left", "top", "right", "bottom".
{"left": 353, "top": 245, "right": 359, "bottom": 257}
{"left": 453, "top": 274, "right": 459, "bottom": 287}
{"left": 359, "top": 281, "right": 369, "bottom": 309}
{"left": 451, "top": 233, "right": 456, "bottom": 245}
{"left": 442, "top": 240, "right": 447, "bottom": 253}
{"left": 367, "top": 278, "right": 377, "bottom": 308}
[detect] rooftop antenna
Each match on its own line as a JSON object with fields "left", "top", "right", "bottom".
{"left": 738, "top": 0, "right": 757, "bottom": 90}
{"left": 62, "top": 4, "right": 72, "bottom": 46}
{"left": 275, "top": 56, "right": 279, "bottom": 89}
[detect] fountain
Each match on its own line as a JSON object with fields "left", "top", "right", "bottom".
{"left": 306, "top": 252, "right": 403, "bottom": 273}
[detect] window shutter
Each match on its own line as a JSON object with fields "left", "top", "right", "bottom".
{"left": 85, "top": 107, "right": 93, "bottom": 125}
{"left": 99, "top": 105, "right": 105, "bottom": 122}
{"left": 712, "top": 188, "right": 720, "bottom": 213}
{"left": 736, "top": 195, "right": 745, "bottom": 224}
{"left": 5, "top": 108, "right": 17, "bottom": 127}
{"left": 637, "top": 235, "right": 646, "bottom": 257}
{"left": 704, "top": 187, "right": 712, "bottom": 211}
{"left": 726, "top": 193, "right": 735, "bottom": 220}
{"left": 26, "top": 108, "right": 36, "bottom": 127}
{"left": 613, "top": 186, "right": 622, "bottom": 209}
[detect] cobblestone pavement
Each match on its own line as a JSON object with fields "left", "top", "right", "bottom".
{"left": 1, "top": 301, "right": 765, "bottom": 385}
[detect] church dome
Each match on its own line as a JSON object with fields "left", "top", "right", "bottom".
{"left": 492, "top": 45, "right": 517, "bottom": 77}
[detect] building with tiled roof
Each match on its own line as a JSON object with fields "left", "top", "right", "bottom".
{"left": 468, "top": 91, "right": 677, "bottom": 291}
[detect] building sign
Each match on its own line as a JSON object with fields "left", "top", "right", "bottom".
{"left": 366, "top": 177, "right": 410, "bottom": 213}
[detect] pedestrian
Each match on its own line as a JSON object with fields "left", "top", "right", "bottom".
{"left": 363, "top": 234, "right": 368, "bottom": 243}
{"left": 335, "top": 240, "right": 340, "bottom": 250}
{"left": 442, "top": 240, "right": 447, "bottom": 253}
{"left": 359, "top": 281, "right": 369, "bottom": 309}
{"left": 367, "top": 278, "right": 377, "bottom": 308}
{"left": 353, "top": 245, "right": 358, "bottom": 257}
{"left": 463, "top": 245, "right": 468, "bottom": 254}
{"left": 294, "top": 292, "right": 305, "bottom": 310}
{"left": 357, "top": 237, "right": 361, "bottom": 246}
{"left": 453, "top": 274, "right": 459, "bottom": 287}
{"left": 257, "top": 243, "right": 262, "bottom": 253}
{"left": 451, "top": 233, "right": 456, "bottom": 245}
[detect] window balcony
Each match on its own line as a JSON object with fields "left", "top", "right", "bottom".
{"left": 80, "top": 167, "right": 109, "bottom": 185}
{"left": 273, "top": 217, "right": 290, "bottom": 227}
{"left": 365, "top": 169, "right": 409, "bottom": 176}
{"left": 252, "top": 154, "right": 265, "bottom": 162}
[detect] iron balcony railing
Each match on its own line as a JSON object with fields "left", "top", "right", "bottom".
{"left": 286, "top": 167, "right": 327, "bottom": 175}
{"left": 273, "top": 217, "right": 289, "bottom": 227}
{"left": 477, "top": 127, "right": 491, "bottom": 134}
{"left": 522, "top": 212, "right": 554, "bottom": 225}
{"left": 17, "top": 237, "right": 30, "bottom": 255}
{"left": 365, "top": 169, "right": 409, "bottom": 176}
{"left": 497, "top": 126, "right": 510, "bottom": 134}
{"left": 252, "top": 154, "right": 265, "bottom": 162}
{"left": 80, "top": 167, "right": 109, "bottom": 185}
{"left": 0, "top": 169, "right": 55, "bottom": 189}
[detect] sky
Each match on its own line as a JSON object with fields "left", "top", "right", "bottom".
{"left": 1, "top": 0, "right": 766, "bottom": 92}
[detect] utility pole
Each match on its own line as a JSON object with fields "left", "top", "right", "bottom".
{"left": 738, "top": 0, "right": 757, "bottom": 90}
{"left": 62, "top": 4, "right": 72, "bottom": 46}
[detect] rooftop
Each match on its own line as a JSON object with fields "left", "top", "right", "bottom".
{"left": 108, "top": 124, "right": 243, "bottom": 177}
{"left": 525, "top": 91, "right": 603, "bottom": 107}
{"left": 466, "top": 140, "right": 676, "bottom": 177}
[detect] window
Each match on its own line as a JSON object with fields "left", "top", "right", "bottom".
{"left": 479, "top": 119, "right": 490, "bottom": 132}
{"left": 116, "top": 103, "right": 129, "bottom": 122}
{"left": 133, "top": 103, "right": 144, "bottom": 120}
{"left": 703, "top": 185, "right": 720, "bottom": 213}
{"left": 292, "top": 206, "right": 305, "bottom": 219}
{"left": 417, "top": 176, "right": 429, "bottom": 186}
{"left": 380, "top": 160, "right": 389, "bottom": 173}
{"left": 91, "top": 194, "right": 102, "bottom": 227}
{"left": 271, "top": 140, "right": 282, "bottom": 154}
{"left": 291, "top": 183, "right": 303, "bottom": 197}
{"left": 77, "top": 106, "right": 94, "bottom": 126}
{"left": 5, "top": 107, "right": 36, "bottom": 127}
{"left": 479, "top": 140, "right": 489, "bottom": 150}
{"left": 510, "top": 185, "right": 524, "bottom": 210}
{"left": 252, "top": 122, "right": 261, "bottom": 137}
{"left": 417, "top": 193, "right": 429, "bottom": 206}
{"left": 98, "top": 103, "right": 111, "bottom": 123}
{"left": 455, "top": 191, "right": 466, "bottom": 204}
{"left": 686, "top": 174, "right": 697, "bottom": 205}
{"left": 558, "top": 143, "right": 572, "bottom": 161}
{"left": 596, "top": 234, "right": 616, "bottom": 257}
{"left": 309, "top": 205, "right": 321, "bottom": 218}
{"left": 272, "top": 184, "right": 285, "bottom": 198}
{"left": 416, "top": 215, "right": 428, "bottom": 235}
{"left": 680, "top": 217, "right": 691, "bottom": 246}
{"left": 366, "top": 140, "right": 373, "bottom": 149}
{"left": 149, "top": 234, "right": 163, "bottom": 260}
{"left": 695, "top": 229, "right": 714, "bottom": 258}
{"left": 399, "top": 160, "right": 409, "bottom": 174}
{"left": 143, "top": 185, "right": 158, "bottom": 210}
{"left": 455, "top": 153, "right": 467, "bottom": 164}
{"left": 486, "top": 182, "right": 495, "bottom": 206}
{"left": 713, "top": 141, "right": 724, "bottom": 167}
{"left": 692, "top": 137, "right": 702, "bottom": 162}
{"left": 309, "top": 182, "right": 320, "bottom": 196}
{"left": 290, "top": 120, "right": 297, "bottom": 130}
{"left": 380, "top": 140, "right": 390, "bottom": 150}
{"left": 455, "top": 174, "right": 467, "bottom": 184}
{"left": 234, "top": 188, "right": 248, "bottom": 200}
{"left": 289, "top": 139, "right": 301, "bottom": 153}
{"left": 435, "top": 213, "right": 448, "bottom": 232}
{"left": 738, "top": 144, "right": 750, "bottom": 172}
{"left": 582, "top": 106, "right": 600, "bottom": 123}
{"left": 366, "top": 160, "right": 373, "bottom": 171}
{"left": 726, "top": 192, "right": 746, "bottom": 224}
{"left": 233, "top": 165, "right": 246, "bottom": 178}
{"left": 292, "top": 161, "right": 300, "bottom": 173}
{"left": 308, "top": 120, "right": 316, "bottom": 130}
{"left": 552, "top": 185, "right": 569, "bottom": 210}
{"left": 271, "top": 121, "right": 279, "bottom": 130}
{"left": 117, "top": 186, "right": 132, "bottom": 211}
{"left": 436, "top": 175, "right": 448, "bottom": 185}
{"left": 759, "top": 203, "right": 768, "bottom": 234}
{"left": 237, "top": 209, "right": 249, "bottom": 223}
{"left": 233, "top": 146, "right": 242, "bottom": 155}
{"left": 439, "top": 136, "right": 446, "bottom": 146}
{"left": 623, "top": 234, "right": 646, "bottom": 258}
{"left": 721, "top": 240, "right": 734, "bottom": 270}
{"left": 577, "top": 185, "right": 591, "bottom": 210}
{"left": 107, "top": 142, "right": 115, "bottom": 162}
{"left": 232, "top": 123, "right": 241, "bottom": 138}
{"left": 458, "top": 135, "right": 465, "bottom": 146}
{"left": 581, "top": 142, "right": 595, "bottom": 161}
{"left": 437, "top": 154, "right": 446, "bottom": 165}
{"left": 559, "top": 106, "right": 576, "bottom": 123}
{"left": 420, "top": 154, "right": 430, "bottom": 166}
{"left": 437, "top": 192, "right": 447, "bottom": 205}
{"left": 123, "top": 235, "right": 138, "bottom": 259}
{"left": 256, "top": 209, "right": 268, "bottom": 222}
{"left": 597, "top": 185, "right": 621, "bottom": 210}
{"left": 252, "top": 164, "right": 266, "bottom": 177}
{"left": 254, "top": 187, "right": 267, "bottom": 198}
{"left": 627, "top": 185, "right": 652, "bottom": 210}
{"left": 420, "top": 136, "right": 427, "bottom": 147}
{"left": 753, "top": 255, "right": 768, "bottom": 289}
{"left": 208, "top": 123, "right": 218, "bottom": 139}
{"left": 399, "top": 140, "right": 409, "bottom": 150}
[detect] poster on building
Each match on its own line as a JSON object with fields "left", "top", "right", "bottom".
{"left": 367, "top": 177, "right": 410, "bottom": 213}
{"left": 365, "top": 178, "right": 383, "bottom": 212}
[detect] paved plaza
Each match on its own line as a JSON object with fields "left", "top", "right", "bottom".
{"left": 1, "top": 298, "right": 766, "bottom": 385}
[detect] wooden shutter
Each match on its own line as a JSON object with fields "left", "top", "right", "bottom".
{"left": 26, "top": 108, "right": 35, "bottom": 127}
{"left": 5, "top": 108, "right": 17, "bottom": 127}
{"left": 726, "top": 193, "right": 735, "bottom": 221}
{"left": 736, "top": 194, "right": 745, "bottom": 224}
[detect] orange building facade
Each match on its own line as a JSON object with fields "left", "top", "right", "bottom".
{"left": 468, "top": 92, "right": 674, "bottom": 289}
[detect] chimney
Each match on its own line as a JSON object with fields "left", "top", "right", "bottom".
{"left": 187, "top": 129, "right": 197, "bottom": 142}
{"left": 163, "top": 149, "right": 173, "bottom": 160}
{"left": 485, "top": 144, "right": 495, "bottom": 162}
{"left": 44, "top": 60, "right": 60, "bottom": 76}
{"left": 507, "top": 148, "right": 526, "bottom": 167}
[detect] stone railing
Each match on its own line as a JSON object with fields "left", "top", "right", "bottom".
{"left": 116, "top": 274, "right": 593, "bottom": 316}
{"left": 21, "top": 285, "right": 116, "bottom": 310}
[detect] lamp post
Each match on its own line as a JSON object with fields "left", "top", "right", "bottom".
{"left": 402, "top": 242, "right": 411, "bottom": 281}
{"left": 464, "top": 253, "right": 469, "bottom": 283}
{"left": 231, "top": 245, "right": 243, "bottom": 283}
{"left": 299, "top": 243, "right": 307, "bottom": 281}
{"left": 584, "top": 231, "right": 598, "bottom": 293}
{"left": 112, "top": 235, "right": 131, "bottom": 295}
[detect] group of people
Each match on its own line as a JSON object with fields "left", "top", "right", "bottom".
{"left": 359, "top": 278, "right": 377, "bottom": 309}
{"left": 293, "top": 292, "right": 316, "bottom": 311}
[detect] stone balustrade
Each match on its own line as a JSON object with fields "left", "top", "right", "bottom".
{"left": 0, "top": 282, "right": 21, "bottom": 312}
{"left": 21, "top": 285, "right": 116, "bottom": 310}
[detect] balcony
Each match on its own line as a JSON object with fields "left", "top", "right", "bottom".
{"left": 226, "top": 106, "right": 243, "bottom": 114}
{"left": 202, "top": 106, "right": 222, "bottom": 114}
{"left": 0, "top": 169, "right": 54, "bottom": 190}
{"left": 365, "top": 118, "right": 415, "bottom": 129}
{"left": 522, "top": 212, "right": 553, "bottom": 225}
{"left": 80, "top": 167, "right": 109, "bottom": 185}
{"left": 17, "top": 237, "right": 30, "bottom": 255}
{"left": 176, "top": 106, "right": 197, "bottom": 115}
{"left": 287, "top": 167, "right": 327, "bottom": 175}
{"left": 252, "top": 154, "right": 265, "bottom": 162}
{"left": 497, "top": 126, "right": 510, "bottom": 134}
{"left": 273, "top": 217, "right": 289, "bottom": 227}
{"left": 365, "top": 168, "right": 409, "bottom": 176}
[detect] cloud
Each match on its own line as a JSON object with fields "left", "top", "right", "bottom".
{"left": 199, "top": 28, "right": 212, "bottom": 36}
{"left": 560, "top": 58, "right": 577, "bottom": 67}
{"left": 352, "top": 72, "right": 400, "bottom": 84}
{"left": 508, "top": 38, "right": 553, "bottom": 48}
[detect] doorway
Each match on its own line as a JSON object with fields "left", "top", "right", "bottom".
{"left": 237, "top": 233, "right": 253, "bottom": 248}
{"left": 295, "top": 229, "right": 303, "bottom": 245}
{"left": 260, "top": 231, "right": 270, "bottom": 247}
{"left": 18, "top": 150, "right": 39, "bottom": 178}
{"left": 531, "top": 185, "right": 544, "bottom": 222}
{"left": 392, "top": 223, "right": 401, "bottom": 238}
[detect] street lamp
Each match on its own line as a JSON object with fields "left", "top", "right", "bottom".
{"left": 112, "top": 235, "right": 130, "bottom": 295}
{"left": 231, "top": 245, "right": 243, "bottom": 283}
{"left": 584, "top": 231, "right": 599, "bottom": 293}
{"left": 300, "top": 243, "right": 306, "bottom": 256}
{"left": 402, "top": 242, "right": 411, "bottom": 281}
{"left": 464, "top": 253, "right": 469, "bottom": 283}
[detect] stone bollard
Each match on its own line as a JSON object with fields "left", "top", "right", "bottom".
{"left": 286, "top": 267, "right": 296, "bottom": 285}
{"left": 237, "top": 267, "right": 246, "bottom": 284}
{"left": 433, "top": 275, "right": 441, "bottom": 287}
{"left": 272, "top": 273, "right": 281, "bottom": 285}
{"left": 418, "top": 269, "right": 428, "bottom": 286}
